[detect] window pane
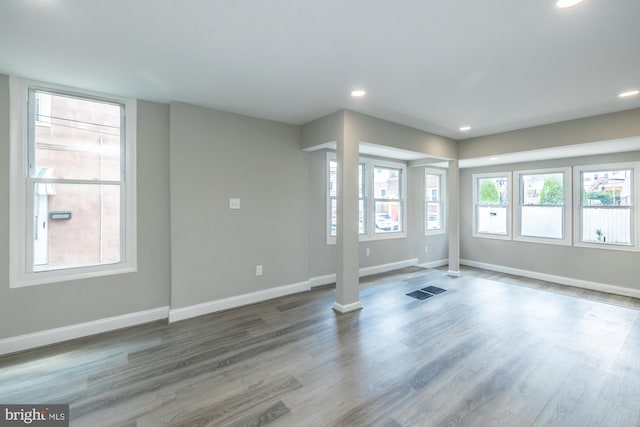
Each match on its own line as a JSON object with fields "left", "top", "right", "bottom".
{"left": 477, "top": 206, "right": 507, "bottom": 234}
{"left": 329, "top": 161, "right": 363, "bottom": 198}
{"left": 359, "top": 164, "right": 364, "bottom": 198}
{"left": 522, "top": 173, "right": 563, "bottom": 205}
{"left": 329, "top": 198, "right": 365, "bottom": 236}
{"left": 330, "top": 198, "right": 336, "bottom": 236}
{"left": 33, "top": 183, "right": 121, "bottom": 270}
{"left": 374, "top": 167, "right": 401, "bottom": 199}
{"left": 582, "top": 170, "right": 632, "bottom": 206}
{"left": 521, "top": 206, "right": 563, "bottom": 239}
{"left": 426, "top": 174, "right": 440, "bottom": 202}
{"left": 582, "top": 207, "right": 631, "bottom": 244}
{"left": 427, "top": 202, "right": 442, "bottom": 230}
{"left": 374, "top": 201, "right": 401, "bottom": 233}
{"left": 478, "top": 177, "right": 508, "bottom": 205}
{"left": 33, "top": 90, "right": 122, "bottom": 181}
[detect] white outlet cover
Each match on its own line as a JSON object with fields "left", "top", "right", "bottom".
{"left": 229, "top": 198, "right": 241, "bottom": 209}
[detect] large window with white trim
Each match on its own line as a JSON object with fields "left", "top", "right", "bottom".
{"left": 514, "top": 168, "right": 571, "bottom": 245}
{"left": 473, "top": 172, "right": 511, "bottom": 239}
{"left": 574, "top": 163, "right": 638, "bottom": 250}
{"left": 10, "top": 78, "right": 137, "bottom": 287}
{"left": 425, "top": 168, "right": 446, "bottom": 235}
{"left": 327, "top": 153, "right": 406, "bottom": 243}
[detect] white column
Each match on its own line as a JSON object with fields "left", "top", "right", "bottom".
{"left": 333, "top": 125, "right": 362, "bottom": 313}
{"left": 447, "top": 159, "right": 461, "bottom": 276}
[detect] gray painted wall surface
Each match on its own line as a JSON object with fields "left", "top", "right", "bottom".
{"left": 300, "top": 110, "right": 342, "bottom": 149}
{"left": 301, "top": 110, "right": 458, "bottom": 160}
{"left": 460, "top": 152, "right": 640, "bottom": 289}
{"left": 345, "top": 110, "right": 458, "bottom": 160}
{"left": 459, "top": 108, "right": 640, "bottom": 159}
{"left": 169, "top": 102, "right": 309, "bottom": 309}
{"left": 0, "top": 74, "right": 171, "bottom": 339}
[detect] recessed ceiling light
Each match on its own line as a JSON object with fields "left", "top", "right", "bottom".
{"left": 350, "top": 90, "right": 366, "bottom": 97}
{"left": 556, "top": 0, "right": 583, "bottom": 8}
{"left": 618, "top": 89, "right": 639, "bottom": 98}
{"left": 459, "top": 126, "right": 471, "bottom": 132}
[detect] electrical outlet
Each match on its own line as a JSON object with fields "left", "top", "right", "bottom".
{"left": 424, "top": 246, "right": 429, "bottom": 253}
{"left": 256, "top": 265, "right": 263, "bottom": 276}
{"left": 365, "top": 248, "right": 370, "bottom": 256}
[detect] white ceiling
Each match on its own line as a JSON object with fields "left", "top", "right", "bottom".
{"left": 0, "top": 0, "right": 638, "bottom": 139}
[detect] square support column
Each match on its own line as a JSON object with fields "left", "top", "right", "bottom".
{"left": 447, "top": 160, "right": 461, "bottom": 276}
{"left": 333, "top": 130, "right": 362, "bottom": 313}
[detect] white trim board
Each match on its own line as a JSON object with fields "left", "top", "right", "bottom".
{"left": 332, "top": 301, "right": 363, "bottom": 313}
{"left": 460, "top": 259, "right": 640, "bottom": 299}
{"left": 169, "top": 281, "right": 311, "bottom": 323}
{"left": 417, "top": 259, "right": 448, "bottom": 269}
{"left": 0, "top": 306, "right": 169, "bottom": 356}
{"left": 309, "top": 258, "right": 419, "bottom": 288}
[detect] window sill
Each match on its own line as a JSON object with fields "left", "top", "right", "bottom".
{"left": 472, "top": 232, "right": 512, "bottom": 241}
{"left": 10, "top": 263, "right": 137, "bottom": 289}
{"left": 573, "top": 241, "right": 639, "bottom": 252}
{"left": 327, "top": 232, "right": 407, "bottom": 246}
{"left": 513, "top": 235, "right": 572, "bottom": 246}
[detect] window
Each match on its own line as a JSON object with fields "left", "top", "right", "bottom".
{"left": 9, "top": 78, "right": 137, "bottom": 287}
{"left": 574, "top": 163, "right": 639, "bottom": 251}
{"left": 513, "top": 168, "right": 571, "bottom": 245}
{"left": 329, "top": 160, "right": 364, "bottom": 237}
{"left": 374, "top": 166, "right": 403, "bottom": 234}
{"left": 425, "top": 168, "right": 446, "bottom": 235}
{"left": 327, "top": 153, "right": 406, "bottom": 243}
{"left": 473, "top": 172, "right": 511, "bottom": 239}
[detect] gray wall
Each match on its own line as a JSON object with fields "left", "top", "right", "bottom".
{"left": 169, "top": 102, "right": 309, "bottom": 308}
{"left": 345, "top": 110, "right": 458, "bottom": 160}
{"left": 0, "top": 73, "right": 171, "bottom": 339}
{"left": 459, "top": 108, "right": 640, "bottom": 159}
{"left": 460, "top": 151, "right": 640, "bottom": 289}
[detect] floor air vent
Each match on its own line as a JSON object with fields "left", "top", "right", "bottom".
{"left": 406, "top": 286, "right": 447, "bottom": 300}
{"left": 406, "top": 290, "right": 433, "bottom": 300}
{"left": 421, "top": 286, "right": 446, "bottom": 294}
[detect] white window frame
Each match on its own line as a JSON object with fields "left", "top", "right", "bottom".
{"left": 9, "top": 77, "right": 137, "bottom": 287}
{"left": 573, "top": 162, "right": 639, "bottom": 252}
{"left": 513, "top": 167, "right": 572, "bottom": 246}
{"left": 327, "top": 152, "right": 407, "bottom": 244}
{"left": 425, "top": 168, "right": 446, "bottom": 235}
{"left": 327, "top": 154, "right": 366, "bottom": 243}
{"left": 472, "top": 171, "right": 512, "bottom": 240}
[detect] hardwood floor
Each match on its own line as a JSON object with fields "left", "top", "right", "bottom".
{"left": 1, "top": 266, "right": 640, "bottom": 426}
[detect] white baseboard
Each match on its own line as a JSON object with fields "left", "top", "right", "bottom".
{"left": 460, "top": 259, "right": 640, "bottom": 299}
{"left": 0, "top": 306, "right": 169, "bottom": 356}
{"left": 169, "top": 281, "right": 311, "bottom": 323}
{"left": 360, "top": 258, "right": 418, "bottom": 277}
{"left": 332, "top": 301, "right": 363, "bottom": 313}
{"left": 308, "top": 274, "right": 336, "bottom": 287}
{"left": 417, "top": 259, "right": 448, "bottom": 269}
{"left": 309, "top": 258, "right": 419, "bottom": 288}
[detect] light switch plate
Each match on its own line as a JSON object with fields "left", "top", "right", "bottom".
{"left": 229, "top": 198, "right": 241, "bottom": 209}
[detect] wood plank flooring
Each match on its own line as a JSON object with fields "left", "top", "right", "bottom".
{"left": 1, "top": 266, "right": 640, "bottom": 426}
